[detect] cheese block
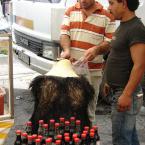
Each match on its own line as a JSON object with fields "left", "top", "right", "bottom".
{"left": 46, "top": 59, "right": 79, "bottom": 77}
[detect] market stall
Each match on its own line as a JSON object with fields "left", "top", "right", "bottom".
{"left": 0, "top": 33, "right": 14, "bottom": 145}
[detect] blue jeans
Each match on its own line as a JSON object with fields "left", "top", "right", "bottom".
{"left": 110, "top": 85, "right": 143, "bottom": 145}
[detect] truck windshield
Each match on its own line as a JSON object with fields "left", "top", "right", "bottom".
{"left": 24, "top": 0, "right": 62, "bottom": 3}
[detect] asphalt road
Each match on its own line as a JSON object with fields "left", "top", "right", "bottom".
{"left": 0, "top": 54, "right": 145, "bottom": 145}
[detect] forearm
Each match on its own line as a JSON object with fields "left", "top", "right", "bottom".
{"left": 94, "top": 41, "right": 111, "bottom": 55}
{"left": 60, "top": 34, "right": 71, "bottom": 52}
{"left": 123, "top": 64, "right": 145, "bottom": 98}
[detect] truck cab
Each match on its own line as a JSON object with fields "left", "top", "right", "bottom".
{"left": 12, "top": 0, "right": 77, "bottom": 73}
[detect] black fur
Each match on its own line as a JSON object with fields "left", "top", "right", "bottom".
{"left": 29, "top": 75, "right": 94, "bottom": 133}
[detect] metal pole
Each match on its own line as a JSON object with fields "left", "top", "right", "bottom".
{"left": 8, "top": 33, "right": 14, "bottom": 118}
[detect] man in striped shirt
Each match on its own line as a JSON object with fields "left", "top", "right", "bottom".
{"left": 60, "top": 0, "right": 116, "bottom": 124}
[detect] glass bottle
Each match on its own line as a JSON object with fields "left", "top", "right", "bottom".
{"left": 64, "top": 136, "right": 71, "bottom": 145}
{"left": 59, "top": 117, "right": 65, "bottom": 135}
{"left": 75, "top": 120, "right": 81, "bottom": 137}
{"left": 70, "top": 117, "right": 75, "bottom": 136}
{"left": 21, "top": 132, "right": 28, "bottom": 145}
{"left": 27, "top": 135, "right": 33, "bottom": 145}
{"left": 43, "top": 124, "right": 49, "bottom": 137}
{"left": 42, "top": 124, "right": 49, "bottom": 144}
{"left": 14, "top": 130, "right": 22, "bottom": 145}
{"left": 64, "top": 132, "right": 70, "bottom": 145}
{"left": 49, "top": 119, "right": 55, "bottom": 139}
{"left": 72, "top": 134, "right": 78, "bottom": 145}
{"left": 82, "top": 130, "right": 89, "bottom": 143}
{"left": 64, "top": 121, "right": 70, "bottom": 133}
{"left": 92, "top": 126, "right": 100, "bottom": 142}
{"left": 89, "top": 133, "right": 95, "bottom": 145}
{"left": 37, "top": 135, "right": 43, "bottom": 144}
{"left": 32, "top": 134, "right": 37, "bottom": 145}
{"left": 54, "top": 123, "right": 60, "bottom": 140}
{"left": 81, "top": 134, "right": 87, "bottom": 145}
{"left": 38, "top": 120, "right": 44, "bottom": 135}
{"left": 26, "top": 121, "right": 32, "bottom": 135}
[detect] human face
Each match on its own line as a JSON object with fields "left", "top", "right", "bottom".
{"left": 79, "top": 0, "right": 95, "bottom": 9}
{"left": 108, "top": 0, "right": 125, "bottom": 20}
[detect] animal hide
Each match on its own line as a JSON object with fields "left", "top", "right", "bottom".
{"left": 29, "top": 75, "right": 94, "bottom": 133}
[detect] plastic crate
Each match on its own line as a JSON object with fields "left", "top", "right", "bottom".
{"left": 0, "top": 87, "right": 6, "bottom": 115}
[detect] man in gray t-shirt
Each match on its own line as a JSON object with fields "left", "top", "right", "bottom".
{"left": 84, "top": 0, "right": 145, "bottom": 144}
{"left": 105, "top": 0, "right": 145, "bottom": 145}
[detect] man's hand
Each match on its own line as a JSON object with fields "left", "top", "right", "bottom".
{"left": 117, "top": 94, "right": 132, "bottom": 112}
{"left": 60, "top": 50, "right": 71, "bottom": 59}
{"left": 103, "top": 83, "right": 110, "bottom": 97}
{"left": 83, "top": 46, "right": 98, "bottom": 63}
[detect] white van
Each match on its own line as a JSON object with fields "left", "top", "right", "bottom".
{"left": 11, "top": 0, "right": 145, "bottom": 73}
{"left": 12, "top": 0, "right": 77, "bottom": 73}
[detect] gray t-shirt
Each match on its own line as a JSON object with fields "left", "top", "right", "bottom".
{"left": 105, "top": 16, "right": 145, "bottom": 87}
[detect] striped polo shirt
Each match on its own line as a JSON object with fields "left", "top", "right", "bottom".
{"left": 61, "top": 2, "right": 116, "bottom": 70}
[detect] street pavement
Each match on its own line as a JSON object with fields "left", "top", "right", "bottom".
{"left": 0, "top": 54, "right": 145, "bottom": 145}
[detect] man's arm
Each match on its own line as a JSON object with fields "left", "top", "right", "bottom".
{"left": 118, "top": 43, "right": 145, "bottom": 112}
{"left": 83, "top": 41, "right": 111, "bottom": 62}
{"left": 60, "top": 34, "right": 71, "bottom": 59}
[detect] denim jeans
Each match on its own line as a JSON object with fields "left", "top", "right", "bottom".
{"left": 110, "top": 85, "right": 143, "bottom": 145}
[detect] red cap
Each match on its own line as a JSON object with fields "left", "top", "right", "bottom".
{"left": 43, "top": 124, "right": 48, "bottom": 128}
{"left": 26, "top": 121, "right": 32, "bottom": 126}
{"left": 28, "top": 135, "right": 33, "bottom": 140}
{"left": 39, "top": 120, "right": 44, "bottom": 124}
{"left": 57, "top": 134, "right": 62, "bottom": 140}
{"left": 22, "top": 132, "right": 27, "bottom": 137}
{"left": 90, "top": 129, "right": 95, "bottom": 133}
{"left": 50, "top": 119, "right": 55, "bottom": 123}
{"left": 32, "top": 134, "right": 37, "bottom": 139}
{"left": 90, "top": 132, "right": 95, "bottom": 138}
{"left": 84, "top": 126, "right": 89, "bottom": 131}
{"left": 59, "top": 117, "right": 65, "bottom": 122}
{"left": 65, "top": 136, "right": 70, "bottom": 142}
{"left": 65, "top": 121, "right": 70, "bottom": 125}
{"left": 81, "top": 133, "right": 86, "bottom": 139}
{"left": 55, "top": 140, "right": 61, "bottom": 145}
{"left": 35, "top": 139, "right": 40, "bottom": 143}
{"left": 72, "top": 133, "right": 78, "bottom": 138}
{"left": 83, "top": 130, "right": 88, "bottom": 134}
{"left": 74, "top": 138, "right": 80, "bottom": 143}
{"left": 55, "top": 123, "right": 60, "bottom": 128}
{"left": 64, "top": 133, "right": 69, "bottom": 137}
{"left": 16, "top": 130, "right": 21, "bottom": 135}
{"left": 92, "top": 125, "right": 98, "bottom": 130}
{"left": 37, "top": 135, "right": 42, "bottom": 140}
{"left": 76, "top": 120, "right": 81, "bottom": 125}
{"left": 70, "top": 117, "right": 75, "bottom": 121}
{"left": 46, "top": 138, "right": 52, "bottom": 143}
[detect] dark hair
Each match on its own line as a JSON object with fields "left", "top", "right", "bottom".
{"left": 117, "top": 0, "right": 139, "bottom": 11}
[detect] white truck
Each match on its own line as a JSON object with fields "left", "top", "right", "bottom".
{"left": 11, "top": 0, "right": 145, "bottom": 73}
{"left": 12, "top": 0, "right": 77, "bottom": 73}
